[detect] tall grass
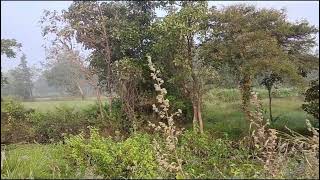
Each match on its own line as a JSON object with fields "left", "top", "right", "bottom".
{"left": 22, "top": 100, "right": 97, "bottom": 112}
{"left": 1, "top": 144, "right": 77, "bottom": 179}
{"left": 202, "top": 89, "right": 315, "bottom": 139}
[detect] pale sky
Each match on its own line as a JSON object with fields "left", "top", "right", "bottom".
{"left": 1, "top": 1, "right": 319, "bottom": 72}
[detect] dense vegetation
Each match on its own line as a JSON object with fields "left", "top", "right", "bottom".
{"left": 1, "top": 1, "right": 319, "bottom": 179}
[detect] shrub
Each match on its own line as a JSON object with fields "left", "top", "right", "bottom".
{"left": 1, "top": 98, "right": 36, "bottom": 143}
{"left": 1, "top": 144, "right": 77, "bottom": 179}
{"left": 302, "top": 79, "right": 319, "bottom": 120}
{"left": 64, "top": 128, "right": 159, "bottom": 179}
{"left": 31, "top": 106, "right": 92, "bottom": 143}
{"left": 180, "top": 130, "right": 263, "bottom": 178}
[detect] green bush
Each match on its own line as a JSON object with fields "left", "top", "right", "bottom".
{"left": 1, "top": 144, "right": 77, "bottom": 179}
{"left": 1, "top": 98, "right": 36, "bottom": 143}
{"left": 31, "top": 106, "right": 94, "bottom": 143}
{"left": 302, "top": 80, "right": 319, "bottom": 121}
{"left": 167, "top": 95, "right": 193, "bottom": 122}
{"left": 179, "top": 130, "right": 263, "bottom": 178}
{"left": 1, "top": 98, "right": 29, "bottom": 118}
{"left": 64, "top": 128, "right": 159, "bottom": 179}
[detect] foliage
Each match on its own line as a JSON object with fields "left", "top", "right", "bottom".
{"left": 1, "top": 39, "right": 22, "bottom": 58}
{"left": 302, "top": 79, "right": 319, "bottom": 120}
{"left": 30, "top": 105, "right": 97, "bottom": 143}
{"left": 1, "top": 39, "right": 22, "bottom": 86}
{"left": 7, "top": 54, "right": 34, "bottom": 100}
{"left": 64, "top": 128, "right": 159, "bottom": 179}
{"left": 43, "top": 48, "right": 86, "bottom": 97}
{"left": 180, "top": 130, "right": 263, "bottom": 178}
{"left": 1, "top": 98, "right": 36, "bottom": 143}
{"left": 147, "top": 56, "right": 185, "bottom": 178}
{"left": 1, "top": 144, "right": 77, "bottom": 179}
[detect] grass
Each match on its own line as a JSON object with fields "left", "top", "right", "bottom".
{"left": 20, "top": 96, "right": 109, "bottom": 112}
{"left": 1, "top": 144, "right": 77, "bottom": 179}
{"left": 1, "top": 88, "right": 316, "bottom": 178}
{"left": 20, "top": 88, "right": 314, "bottom": 138}
{"left": 202, "top": 89, "right": 315, "bottom": 139}
{"left": 22, "top": 99, "right": 99, "bottom": 112}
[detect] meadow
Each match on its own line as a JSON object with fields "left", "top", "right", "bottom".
{"left": 22, "top": 88, "right": 314, "bottom": 137}
{"left": 2, "top": 88, "right": 317, "bottom": 179}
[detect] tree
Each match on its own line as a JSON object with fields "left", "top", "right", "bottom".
{"left": 61, "top": 1, "right": 116, "bottom": 109}
{"left": 151, "top": 2, "right": 216, "bottom": 133}
{"left": 204, "top": 5, "right": 317, "bottom": 123}
{"left": 1, "top": 39, "right": 21, "bottom": 58}
{"left": 9, "top": 54, "right": 33, "bottom": 100}
{"left": 260, "top": 72, "right": 282, "bottom": 121}
{"left": 44, "top": 47, "right": 86, "bottom": 99}
{"left": 302, "top": 79, "right": 319, "bottom": 121}
{"left": 40, "top": 7, "right": 106, "bottom": 117}
{"left": 1, "top": 39, "right": 22, "bottom": 86}
{"left": 61, "top": 1, "right": 166, "bottom": 114}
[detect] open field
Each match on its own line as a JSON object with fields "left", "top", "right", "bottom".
{"left": 22, "top": 96, "right": 108, "bottom": 112}
{"left": 1, "top": 144, "right": 77, "bottom": 179}
{"left": 1, "top": 91, "right": 317, "bottom": 179}
{"left": 203, "top": 96, "right": 314, "bottom": 138}
{"left": 19, "top": 88, "right": 316, "bottom": 139}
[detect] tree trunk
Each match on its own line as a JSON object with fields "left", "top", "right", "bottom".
{"left": 268, "top": 87, "right": 273, "bottom": 122}
{"left": 29, "top": 85, "right": 33, "bottom": 100}
{"left": 77, "top": 83, "right": 85, "bottom": 100}
{"left": 108, "top": 95, "right": 113, "bottom": 114}
{"left": 197, "top": 97, "right": 204, "bottom": 134}
{"left": 98, "top": 5, "right": 113, "bottom": 114}
{"left": 96, "top": 87, "right": 104, "bottom": 119}
{"left": 192, "top": 103, "right": 198, "bottom": 132}
{"left": 240, "top": 73, "right": 253, "bottom": 121}
{"left": 192, "top": 93, "right": 204, "bottom": 134}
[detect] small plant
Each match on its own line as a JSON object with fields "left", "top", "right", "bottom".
{"left": 247, "top": 91, "right": 280, "bottom": 177}
{"left": 248, "top": 90, "right": 319, "bottom": 178}
{"left": 64, "top": 127, "right": 158, "bottom": 179}
{"left": 146, "top": 56, "right": 185, "bottom": 178}
{"left": 278, "top": 119, "right": 319, "bottom": 178}
{"left": 302, "top": 79, "right": 319, "bottom": 120}
{"left": 1, "top": 146, "right": 5, "bottom": 171}
{"left": 1, "top": 98, "right": 36, "bottom": 143}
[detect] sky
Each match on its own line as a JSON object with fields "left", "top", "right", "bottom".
{"left": 1, "top": 1, "right": 319, "bottom": 72}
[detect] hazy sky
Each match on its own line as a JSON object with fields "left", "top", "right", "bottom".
{"left": 1, "top": 1, "right": 319, "bottom": 72}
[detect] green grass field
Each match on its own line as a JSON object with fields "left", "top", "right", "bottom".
{"left": 2, "top": 88, "right": 317, "bottom": 179}
{"left": 20, "top": 88, "right": 315, "bottom": 139}
{"left": 21, "top": 96, "right": 109, "bottom": 112}
{"left": 22, "top": 100, "right": 97, "bottom": 112}
{"left": 2, "top": 144, "right": 77, "bottom": 179}
{"left": 202, "top": 96, "right": 314, "bottom": 138}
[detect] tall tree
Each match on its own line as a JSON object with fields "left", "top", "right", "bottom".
{"left": 9, "top": 54, "right": 33, "bottom": 100}
{"left": 62, "top": 1, "right": 165, "bottom": 106}
{"left": 1, "top": 39, "right": 21, "bottom": 58}
{"left": 1, "top": 39, "right": 22, "bottom": 86}
{"left": 204, "top": 5, "right": 318, "bottom": 122}
{"left": 40, "top": 7, "right": 106, "bottom": 116}
{"left": 61, "top": 1, "right": 117, "bottom": 109}
{"left": 151, "top": 2, "right": 216, "bottom": 133}
{"left": 43, "top": 47, "right": 86, "bottom": 99}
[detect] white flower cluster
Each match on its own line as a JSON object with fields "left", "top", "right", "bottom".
{"left": 147, "top": 56, "right": 182, "bottom": 120}
{"left": 147, "top": 56, "right": 185, "bottom": 177}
